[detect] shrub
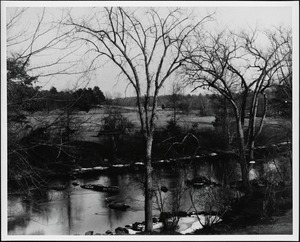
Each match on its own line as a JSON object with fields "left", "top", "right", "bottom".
{"left": 165, "top": 119, "right": 182, "bottom": 137}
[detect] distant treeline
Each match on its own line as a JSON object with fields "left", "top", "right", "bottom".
{"left": 8, "top": 84, "right": 106, "bottom": 114}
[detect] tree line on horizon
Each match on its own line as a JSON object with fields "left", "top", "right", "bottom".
{"left": 8, "top": 57, "right": 106, "bottom": 119}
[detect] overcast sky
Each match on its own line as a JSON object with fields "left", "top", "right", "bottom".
{"left": 3, "top": 1, "right": 297, "bottom": 98}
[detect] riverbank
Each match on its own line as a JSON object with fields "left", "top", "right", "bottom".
{"left": 230, "top": 209, "right": 292, "bottom": 234}
{"left": 81, "top": 208, "right": 293, "bottom": 236}
{"left": 78, "top": 183, "right": 293, "bottom": 236}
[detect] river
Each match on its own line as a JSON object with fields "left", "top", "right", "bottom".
{"left": 8, "top": 159, "right": 242, "bottom": 235}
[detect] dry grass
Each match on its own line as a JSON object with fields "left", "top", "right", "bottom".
{"left": 24, "top": 107, "right": 215, "bottom": 142}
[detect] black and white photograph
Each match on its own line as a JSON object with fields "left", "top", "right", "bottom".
{"left": 1, "top": 1, "right": 299, "bottom": 241}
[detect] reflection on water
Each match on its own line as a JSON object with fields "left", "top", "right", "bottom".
{"left": 8, "top": 160, "right": 241, "bottom": 235}
{"left": 8, "top": 172, "right": 149, "bottom": 235}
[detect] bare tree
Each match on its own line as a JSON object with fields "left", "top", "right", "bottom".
{"left": 183, "top": 26, "right": 292, "bottom": 193}
{"left": 66, "top": 7, "right": 212, "bottom": 232}
{"left": 167, "top": 80, "right": 183, "bottom": 123}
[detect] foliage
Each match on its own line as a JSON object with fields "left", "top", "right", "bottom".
{"left": 101, "top": 109, "right": 134, "bottom": 134}
{"left": 165, "top": 119, "right": 183, "bottom": 137}
{"left": 36, "top": 86, "right": 106, "bottom": 112}
{"left": 7, "top": 58, "right": 40, "bottom": 115}
{"left": 73, "top": 86, "right": 105, "bottom": 112}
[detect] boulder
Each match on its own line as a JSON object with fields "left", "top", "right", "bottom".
{"left": 105, "top": 196, "right": 117, "bottom": 203}
{"left": 105, "top": 230, "right": 113, "bottom": 235}
{"left": 109, "top": 202, "right": 130, "bottom": 211}
{"left": 132, "top": 222, "right": 144, "bottom": 231}
{"left": 161, "top": 186, "right": 168, "bottom": 193}
{"left": 115, "top": 227, "right": 129, "bottom": 235}
{"left": 153, "top": 217, "right": 159, "bottom": 223}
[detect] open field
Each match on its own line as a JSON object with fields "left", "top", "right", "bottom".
{"left": 26, "top": 106, "right": 216, "bottom": 142}
{"left": 21, "top": 105, "right": 291, "bottom": 144}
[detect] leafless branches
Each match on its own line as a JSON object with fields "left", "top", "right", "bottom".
{"left": 64, "top": 7, "right": 213, "bottom": 231}
{"left": 183, "top": 26, "right": 292, "bottom": 192}
{"left": 65, "top": 7, "right": 213, "bottom": 137}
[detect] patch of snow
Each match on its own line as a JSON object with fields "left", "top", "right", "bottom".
{"left": 81, "top": 168, "right": 92, "bottom": 171}
{"left": 249, "top": 168, "right": 259, "bottom": 180}
{"left": 177, "top": 215, "right": 222, "bottom": 234}
{"left": 127, "top": 229, "right": 139, "bottom": 235}
{"left": 112, "top": 164, "right": 129, "bottom": 168}
{"left": 93, "top": 166, "right": 109, "bottom": 170}
{"left": 268, "top": 163, "right": 277, "bottom": 171}
{"left": 153, "top": 222, "right": 164, "bottom": 230}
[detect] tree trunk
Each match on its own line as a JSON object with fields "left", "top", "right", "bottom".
{"left": 236, "top": 118, "right": 251, "bottom": 193}
{"left": 222, "top": 96, "right": 230, "bottom": 148}
{"left": 144, "top": 133, "right": 153, "bottom": 232}
{"left": 248, "top": 96, "right": 259, "bottom": 161}
{"left": 249, "top": 141, "right": 255, "bottom": 161}
{"left": 173, "top": 107, "right": 176, "bottom": 123}
{"left": 249, "top": 93, "right": 268, "bottom": 161}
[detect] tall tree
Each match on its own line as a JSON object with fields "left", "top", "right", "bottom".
{"left": 66, "top": 7, "right": 212, "bottom": 232}
{"left": 183, "top": 27, "right": 292, "bottom": 193}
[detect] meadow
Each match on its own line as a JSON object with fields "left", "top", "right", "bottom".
{"left": 25, "top": 105, "right": 216, "bottom": 143}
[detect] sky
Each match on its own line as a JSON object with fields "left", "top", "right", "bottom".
{"left": 2, "top": 1, "right": 298, "bottom": 98}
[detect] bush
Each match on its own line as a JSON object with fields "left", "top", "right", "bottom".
{"left": 194, "top": 129, "right": 229, "bottom": 150}
{"left": 165, "top": 119, "right": 182, "bottom": 137}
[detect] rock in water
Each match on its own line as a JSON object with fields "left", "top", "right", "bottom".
{"left": 109, "top": 202, "right": 130, "bottom": 211}
{"left": 161, "top": 186, "right": 168, "bottom": 193}
{"left": 132, "top": 222, "right": 144, "bottom": 231}
{"left": 115, "top": 227, "right": 129, "bottom": 235}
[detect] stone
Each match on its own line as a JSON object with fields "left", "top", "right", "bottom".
{"left": 115, "top": 227, "right": 129, "bottom": 235}
{"left": 153, "top": 217, "right": 159, "bottom": 223}
{"left": 132, "top": 222, "right": 143, "bottom": 231}
{"left": 85, "top": 231, "right": 94, "bottom": 235}
{"left": 109, "top": 202, "right": 130, "bottom": 211}
{"left": 105, "top": 230, "right": 113, "bottom": 235}
{"left": 161, "top": 186, "right": 168, "bottom": 193}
